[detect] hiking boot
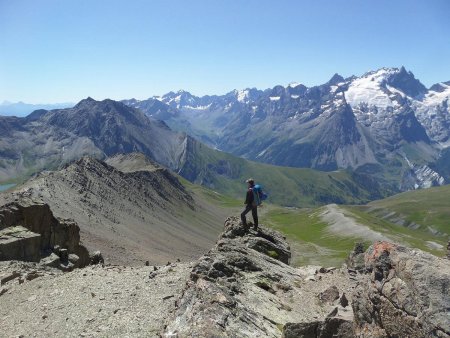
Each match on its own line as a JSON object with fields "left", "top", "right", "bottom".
{"left": 253, "top": 225, "right": 258, "bottom": 231}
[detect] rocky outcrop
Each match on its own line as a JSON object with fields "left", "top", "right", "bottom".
{"left": 0, "top": 199, "right": 90, "bottom": 269}
{"left": 346, "top": 242, "right": 366, "bottom": 273}
{"left": 352, "top": 241, "right": 450, "bottom": 337}
{"left": 163, "top": 217, "right": 355, "bottom": 337}
{"left": 283, "top": 319, "right": 354, "bottom": 338}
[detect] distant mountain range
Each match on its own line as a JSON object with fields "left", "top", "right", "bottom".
{"left": 123, "top": 67, "right": 450, "bottom": 190}
{"left": 0, "top": 101, "right": 74, "bottom": 117}
{"left": 0, "top": 98, "right": 390, "bottom": 206}
{"left": 1, "top": 66, "right": 449, "bottom": 202}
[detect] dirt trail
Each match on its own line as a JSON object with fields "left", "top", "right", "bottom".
{"left": 320, "top": 204, "right": 390, "bottom": 242}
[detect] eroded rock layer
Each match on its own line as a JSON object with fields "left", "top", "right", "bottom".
{"left": 0, "top": 199, "right": 90, "bottom": 269}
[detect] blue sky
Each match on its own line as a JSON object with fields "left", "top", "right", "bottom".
{"left": 1, "top": 0, "right": 449, "bottom": 103}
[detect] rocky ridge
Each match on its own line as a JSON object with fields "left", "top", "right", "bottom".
{"left": 163, "top": 217, "right": 356, "bottom": 337}
{"left": 0, "top": 156, "right": 225, "bottom": 266}
{"left": 1, "top": 215, "right": 449, "bottom": 337}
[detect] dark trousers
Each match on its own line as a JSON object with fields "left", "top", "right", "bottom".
{"left": 241, "top": 204, "right": 258, "bottom": 227}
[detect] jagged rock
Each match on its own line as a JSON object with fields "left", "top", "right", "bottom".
{"left": 59, "top": 248, "right": 68, "bottom": 262}
{"left": 246, "top": 236, "right": 291, "bottom": 264}
{"left": 0, "top": 200, "right": 90, "bottom": 268}
{"left": 346, "top": 242, "right": 366, "bottom": 272}
{"left": 326, "top": 307, "right": 338, "bottom": 318}
{"left": 163, "top": 217, "right": 354, "bottom": 337}
{"left": 25, "top": 270, "right": 41, "bottom": 281}
{"left": 68, "top": 254, "right": 79, "bottom": 266}
{"left": 318, "top": 285, "right": 340, "bottom": 304}
{"left": 1, "top": 271, "right": 20, "bottom": 285}
{"left": 0, "top": 226, "right": 41, "bottom": 262}
{"left": 352, "top": 241, "right": 450, "bottom": 337}
{"left": 339, "top": 293, "right": 349, "bottom": 308}
{"left": 41, "top": 253, "right": 60, "bottom": 268}
{"left": 283, "top": 321, "right": 319, "bottom": 337}
{"left": 90, "top": 251, "right": 104, "bottom": 265}
{"left": 282, "top": 317, "right": 354, "bottom": 338}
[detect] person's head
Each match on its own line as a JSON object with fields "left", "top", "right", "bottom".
{"left": 246, "top": 178, "right": 255, "bottom": 187}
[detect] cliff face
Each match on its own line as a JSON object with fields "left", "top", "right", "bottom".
{"left": 0, "top": 199, "right": 90, "bottom": 269}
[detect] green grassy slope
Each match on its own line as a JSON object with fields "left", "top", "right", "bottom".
{"left": 364, "top": 184, "right": 450, "bottom": 235}
{"left": 264, "top": 189, "right": 449, "bottom": 267}
{"left": 180, "top": 139, "right": 388, "bottom": 207}
{"left": 264, "top": 206, "right": 362, "bottom": 267}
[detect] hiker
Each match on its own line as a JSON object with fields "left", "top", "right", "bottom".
{"left": 241, "top": 178, "right": 259, "bottom": 230}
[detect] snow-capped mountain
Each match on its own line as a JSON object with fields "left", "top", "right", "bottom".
{"left": 414, "top": 81, "right": 450, "bottom": 146}
{"left": 123, "top": 67, "right": 450, "bottom": 191}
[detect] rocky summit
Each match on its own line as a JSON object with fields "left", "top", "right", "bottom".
{"left": 1, "top": 216, "right": 449, "bottom": 337}
{"left": 163, "top": 217, "right": 356, "bottom": 337}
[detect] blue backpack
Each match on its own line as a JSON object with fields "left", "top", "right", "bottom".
{"left": 252, "top": 184, "right": 268, "bottom": 206}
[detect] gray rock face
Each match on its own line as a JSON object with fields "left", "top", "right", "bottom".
{"left": 0, "top": 226, "right": 41, "bottom": 262}
{"left": 352, "top": 241, "right": 450, "bottom": 337}
{"left": 282, "top": 318, "right": 354, "bottom": 338}
{"left": 0, "top": 200, "right": 90, "bottom": 268}
{"left": 163, "top": 217, "right": 355, "bottom": 337}
{"left": 0, "top": 98, "right": 191, "bottom": 183}
{"left": 346, "top": 242, "right": 366, "bottom": 272}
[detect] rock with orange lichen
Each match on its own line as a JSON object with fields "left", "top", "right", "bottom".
{"left": 352, "top": 241, "right": 450, "bottom": 338}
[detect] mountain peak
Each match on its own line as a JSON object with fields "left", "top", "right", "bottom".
{"left": 387, "top": 67, "right": 427, "bottom": 98}
{"left": 74, "top": 97, "right": 97, "bottom": 108}
{"left": 327, "top": 73, "right": 345, "bottom": 85}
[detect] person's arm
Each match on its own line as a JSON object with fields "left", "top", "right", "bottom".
{"left": 244, "top": 189, "right": 253, "bottom": 204}
{"left": 244, "top": 189, "right": 252, "bottom": 204}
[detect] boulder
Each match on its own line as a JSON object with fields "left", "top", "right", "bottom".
{"left": 90, "top": 251, "right": 104, "bottom": 265}
{"left": 318, "top": 285, "right": 340, "bottom": 304}
{"left": 282, "top": 318, "right": 354, "bottom": 338}
{"left": 352, "top": 241, "right": 450, "bottom": 337}
{"left": 41, "top": 253, "right": 61, "bottom": 268}
{"left": 0, "top": 200, "right": 90, "bottom": 268}
{"left": 346, "top": 242, "right": 366, "bottom": 272}
{"left": 0, "top": 226, "right": 41, "bottom": 262}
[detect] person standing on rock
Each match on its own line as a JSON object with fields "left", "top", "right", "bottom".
{"left": 241, "top": 178, "right": 258, "bottom": 231}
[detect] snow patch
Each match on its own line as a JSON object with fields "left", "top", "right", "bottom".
{"left": 423, "top": 83, "right": 450, "bottom": 106}
{"left": 256, "top": 148, "right": 268, "bottom": 157}
{"left": 345, "top": 68, "right": 401, "bottom": 109}
{"left": 236, "top": 89, "right": 250, "bottom": 103}
{"left": 288, "top": 82, "right": 301, "bottom": 88}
